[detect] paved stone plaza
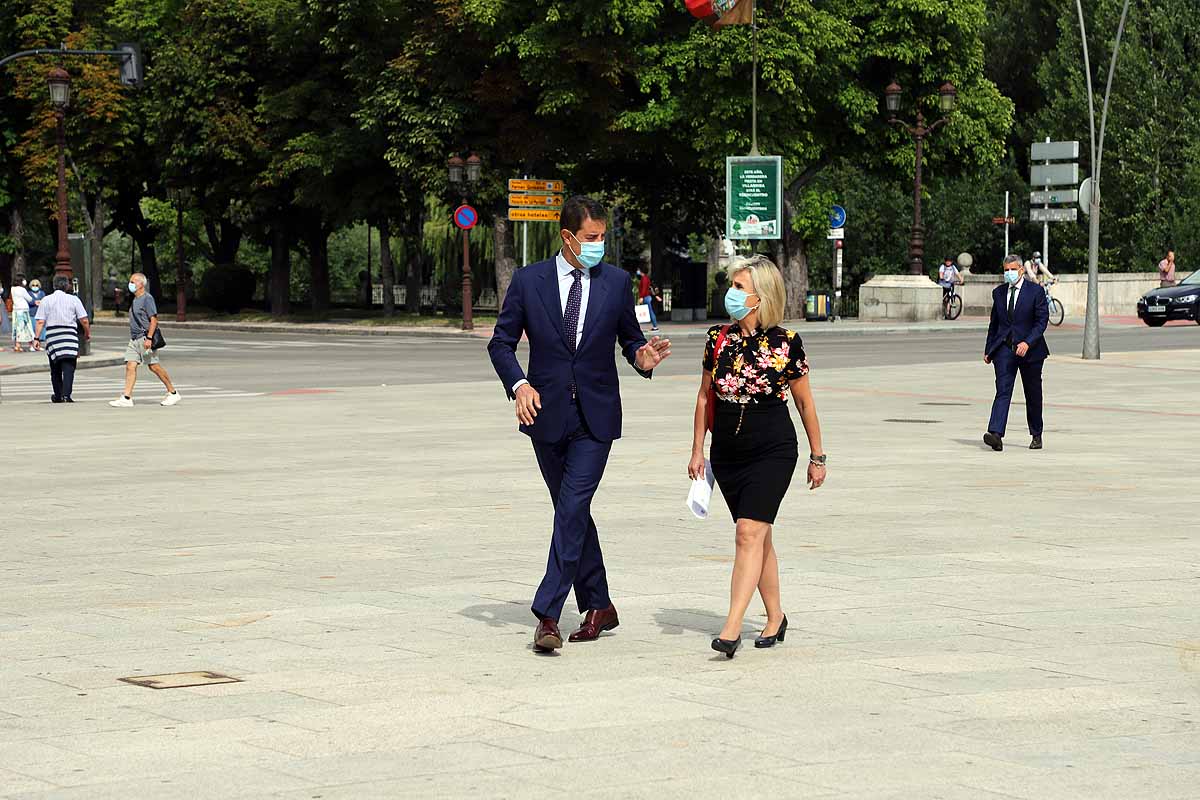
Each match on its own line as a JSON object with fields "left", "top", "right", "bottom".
{"left": 2, "top": 342, "right": 1198, "bottom": 798}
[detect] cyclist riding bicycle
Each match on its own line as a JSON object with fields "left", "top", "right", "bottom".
{"left": 938, "top": 257, "right": 963, "bottom": 302}
{"left": 1025, "top": 252, "right": 1056, "bottom": 287}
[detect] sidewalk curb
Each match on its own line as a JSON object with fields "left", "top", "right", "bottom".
{"left": 0, "top": 355, "right": 125, "bottom": 376}
{"left": 91, "top": 318, "right": 480, "bottom": 340}
{"left": 89, "top": 318, "right": 992, "bottom": 340}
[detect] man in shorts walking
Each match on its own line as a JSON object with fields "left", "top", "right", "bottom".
{"left": 110, "top": 272, "right": 181, "bottom": 407}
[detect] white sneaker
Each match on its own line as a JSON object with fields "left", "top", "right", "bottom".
{"left": 161, "top": 391, "right": 182, "bottom": 407}
{"left": 109, "top": 396, "right": 134, "bottom": 408}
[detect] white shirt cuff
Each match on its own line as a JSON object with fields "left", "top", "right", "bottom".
{"left": 512, "top": 379, "right": 529, "bottom": 392}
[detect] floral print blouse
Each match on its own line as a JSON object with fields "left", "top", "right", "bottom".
{"left": 702, "top": 324, "right": 810, "bottom": 404}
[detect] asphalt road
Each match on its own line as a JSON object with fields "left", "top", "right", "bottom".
{"left": 58, "top": 321, "right": 1198, "bottom": 397}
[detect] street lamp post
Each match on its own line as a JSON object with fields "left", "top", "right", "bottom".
{"left": 48, "top": 68, "right": 72, "bottom": 280}
{"left": 447, "top": 153, "right": 482, "bottom": 332}
{"left": 885, "top": 81, "right": 957, "bottom": 276}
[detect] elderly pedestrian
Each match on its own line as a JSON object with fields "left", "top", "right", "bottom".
{"left": 109, "top": 272, "right": 181, "bottom": 407}
{"left": 10, "top": 276, "right": 35, "bottom": 352}
{"left": 33, "top": 276, "right": 91, "bottom": 403}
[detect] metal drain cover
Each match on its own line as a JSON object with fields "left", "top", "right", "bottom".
{"left": 119, "top": 671, "right": 242, "bottom": 689}
{"left": 883, "top": 418, "right": 942, "bottom": 424}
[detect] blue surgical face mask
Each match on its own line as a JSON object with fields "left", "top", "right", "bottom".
{"left": 724, "top": 287, "right": 759, "bottom": 321}
{"left": 1003, "top": 269, "right": 1020, "bottom": 285}
{"left": 567, "top": 233, "right": 605, "bottom": 269}
{"left": 128, "top": 281, "right": 138, "bottom": 293}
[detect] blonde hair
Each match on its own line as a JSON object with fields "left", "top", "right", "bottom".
{"left": 728, "top": 254, "right": 786, "bottom": 329}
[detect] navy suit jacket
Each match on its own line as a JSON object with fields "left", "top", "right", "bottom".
{"left": 487, "top": 257, "right": 650, "bottom": 443}
{"left": 985, "top": 281, "right": 1050, "bottom": 361}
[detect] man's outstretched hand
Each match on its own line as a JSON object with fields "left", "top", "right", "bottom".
{"left": 635, "top": 336, "right": 672, "bottom": 372}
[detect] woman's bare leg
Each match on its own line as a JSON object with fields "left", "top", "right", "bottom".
{"left": 756, "top": 526, "right": 784, "bottom": 635}
{"left": 718, "top": 518, "right": 770, "bottom": 640}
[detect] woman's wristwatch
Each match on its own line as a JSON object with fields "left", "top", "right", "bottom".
{"left": 810, "top": 453, "right": 827, "bottom": 468}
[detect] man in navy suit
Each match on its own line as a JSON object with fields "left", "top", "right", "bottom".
{"left": 983, "top": 254, "right": 1050, "bottom": 452}
{"left": 488, "top": 196, "right": 672, "bottom": 653}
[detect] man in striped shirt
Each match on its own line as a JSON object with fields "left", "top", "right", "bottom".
{"left": 33, "top": 276, "right": 92, "bottom": 403}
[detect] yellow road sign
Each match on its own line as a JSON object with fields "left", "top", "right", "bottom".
{"left": 509, "top": 193, "right": 564, "bottom": 208}
{"left": 508, "top": 208, "right": 561, "bottom": 222}
{"left": 509, "top": 178, "right": 564, "bottom": 193}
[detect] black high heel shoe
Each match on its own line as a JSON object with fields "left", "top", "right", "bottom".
{"left": 754, "top": 615, "right": 788, "bottom": 648}
{"left": 711, "top": 635, "right": 741, "bottom": 659}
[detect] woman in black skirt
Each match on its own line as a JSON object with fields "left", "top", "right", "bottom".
{"left": 688, "top": 255, "right": 825, "bottom": 658}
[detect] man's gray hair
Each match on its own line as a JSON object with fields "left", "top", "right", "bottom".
{"left": 130, "top": 272, "right": 147, "bottom": 288}
{"left": 1004, "top": 254, "right": 1023, "bottom": 266}
{"left": 53, "top": 275, "right": 71, "bottom": 293}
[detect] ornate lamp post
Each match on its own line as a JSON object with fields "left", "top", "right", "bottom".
{"left": 447, "top": 152, "right": 482, "bottom": 331}
{"left": 48, "top": 68, "right": 73, "bottom": 280}
{"left": 885, "top": 80, "right": 957, "bottom": 275}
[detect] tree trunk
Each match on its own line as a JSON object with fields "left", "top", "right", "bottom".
{"left": 308, "top": 228, "right": 330, "bottom": 311}
{"left": 269, "top": 224, "right": 291, "bottom": 315}
{"left": 494, "top": 212, "right": 517, "bottom": 310}
{"left": 378, "top": 217, "right": 396, "bottom": 316}
{"left": 204, "top": 218, "right": 243, "bottom": 268}
{"left": 89, "top": 193, "right": 105, "bottom": 315}
{"left": 405, "top": 205, "right": 423, "bottom": 314}
{"left": 780, "top": 197, "right": 808, "bottom": 321}
{"left": 10, "top": 207, "right": 27, "bottom": 278}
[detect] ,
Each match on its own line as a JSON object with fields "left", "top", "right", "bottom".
{"left": 1137, "top": 270, "right": 1200, "bottom": 326}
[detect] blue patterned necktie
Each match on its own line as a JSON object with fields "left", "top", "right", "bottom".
{"left": 564, "top": 268, "right": 583, "bottom": 352}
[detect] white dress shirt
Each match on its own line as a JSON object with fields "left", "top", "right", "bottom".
{"left": 512, "top": 251, "right": 592, "bottom": 393}
{"left": 1005, "top": 277, "right": 1024, "bottom": 314}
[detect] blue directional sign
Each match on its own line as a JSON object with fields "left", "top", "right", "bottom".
{"left": 829, "top": 205, "right": 847, "bottom": 229}
{"left": 454, "top": 204, "right": 479, "bottom": 231}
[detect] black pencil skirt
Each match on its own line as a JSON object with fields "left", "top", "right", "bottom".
{"left": 710, "top": 400, "right": 799, "bottom": 524}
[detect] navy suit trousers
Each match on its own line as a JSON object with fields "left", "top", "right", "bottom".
{"left": 988, "top": 346, "right": 1044, "bottom": 437}
{"left": 529, "top": 401, "right": 612, "bottom": 621}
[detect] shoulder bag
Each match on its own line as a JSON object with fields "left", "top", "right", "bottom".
{"left": 704, "top": 325, "right": 731, "bottom": 432}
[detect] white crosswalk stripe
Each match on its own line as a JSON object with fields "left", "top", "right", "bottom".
{"left": 0, "top": 374, "right": 262, "bottom": 404}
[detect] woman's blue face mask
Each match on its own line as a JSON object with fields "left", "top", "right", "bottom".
{"left": 724, "top": 287, "right": 759, "bottom": 321}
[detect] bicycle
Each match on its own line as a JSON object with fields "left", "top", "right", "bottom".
{"left": 1043, "top": 280, "right": 1064, "bottom": 326}
{"left": 942, "top": 284, "right": 963, "bottom": 320}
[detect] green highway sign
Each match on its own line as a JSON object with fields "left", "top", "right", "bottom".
{"left": 726, "top": 156, "right": 782, "bottom": 240}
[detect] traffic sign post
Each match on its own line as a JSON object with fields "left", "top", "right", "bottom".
{"left": 509, "top": 194, "right": 564, "bottom": 208}
{"left": 508, "top": 179, "right": 564, "bottom": 193}
{"left": 451, "top": 205, "right": 479, "bottom": 331}
{"left": 508, "top": 208, "right": 560, "bottom": 222}
{"left": 453, "top": 204, "right": 479, "bottom": 230}
{"left": 508, "top": 178, "right": 565, "bottom": 265}
{"left": 1029, "top": 139, "right": 1081, "bottom": 273}
{"left": 827, "top": 205, "right": 847, "bottom": 322}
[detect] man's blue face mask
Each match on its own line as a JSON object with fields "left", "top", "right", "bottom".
{"left": 567, "top": 232, "right": 605, "bottom": 269}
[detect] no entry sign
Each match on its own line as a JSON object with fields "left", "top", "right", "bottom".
{"left": 454, "top": 204, "right": 479, "bottom": 230}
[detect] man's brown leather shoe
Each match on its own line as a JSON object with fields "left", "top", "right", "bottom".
{"left": 568, "top": 604, "right": 619, "bottom": 642}
{"left": 534, "top": 618, "right": 563, "bottom": 652}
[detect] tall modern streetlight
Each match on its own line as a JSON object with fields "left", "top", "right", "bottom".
{"left": 48, "top": 67, "right": 73, "bottom": 280}
{"left": 447, "top": 152, "right": 481, "bottom": 331}
{"left": 884, "top": 80, "right": 957, "bottom": 276}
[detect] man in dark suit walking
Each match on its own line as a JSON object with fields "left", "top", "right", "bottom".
{"left": 488, "top": 196, "right": 672, "bottom": 653}
{"left": 983, "top": 254, "right": 1050, "bottom": 451}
